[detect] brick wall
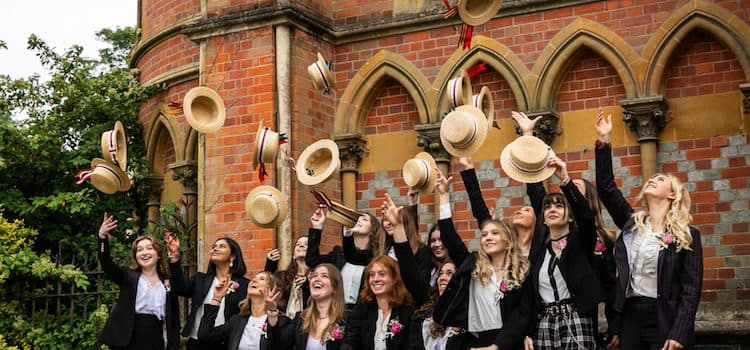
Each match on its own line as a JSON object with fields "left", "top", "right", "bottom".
{"left": 140, "top": 0, "right": 200, "bottom": 39}
{"left": 556, "top": 48, "right": 626, "bottom": 112}
{"left": 137, "top": 35, "right": 199, "bottom": 84}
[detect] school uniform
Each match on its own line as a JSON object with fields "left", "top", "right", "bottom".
{"left": 269, "top": 314, "right": 346, "bottom": 350}
{"left": 409, "top": 316, "right": 473, "bottom": 350}
{"left": 97, "top": 237, "right": 180, "bottom": 350}
{"left": 198, "top": 305, "right": 295, "bottom": 350}
{"left": 341, "top": 303, "right": 415, "bottom": 350}
{"left": 596, "top": 143, "right": 703, "bottom": 349}
{"left": 432, "top": 216, "right": 533, "bottom": 349}
{"left": 527, "top": 181, "right": 604, "bottom": 349}
{"left": 169, "top": 260, "right": 250, "bottom": 349}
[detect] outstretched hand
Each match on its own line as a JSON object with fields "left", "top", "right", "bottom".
{"left": 261, "top": 286, "right": 281, "bottom": 312}
{"left": 435, "top": 167, "right": 453, "bottom": 195}
{"left": 98, "top": 212, "right": 118, "bottom": 239}
{"left": 548, "top": 156, "right": 569, "bottom": 183}
{"left": 511, "top": 111, "right": 542, "bottom": 136}
{"left": 311, "top": 206, "right": 326, "bottom": 229}
{"left": 458, "top": 156, "right": 474, "bottom": 170}
{"left": 164, "top": 230, "right": 180, "bottom": 263}
{"left": 382, "top": 193, "right": 404, "bottom": 228}
{"left": 595, "top": 108, "right": 613, "bottom": 143}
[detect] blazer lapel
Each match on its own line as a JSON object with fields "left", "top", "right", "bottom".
{"left": 229, "top": 316, "right": 249, "bottom": 350}
{"left": 296, "top": 330, "right": 308, "bottom": 349}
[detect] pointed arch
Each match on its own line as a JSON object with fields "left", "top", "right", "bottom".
{"left": 530, "top": 18, "right": 643, "bottom": 110}
{"left": 432, "top": 35, "right": 531, "bottom": 120}
{"left": 145, "top": 105, "right": 186, "bottom": 173}
{"left": 334, "top": 50, "right": 432, "bottom": 135}
{"left": 185, "top": 127, "right": 199, "bottom": 161}
{"left": 642, "top": 0, "right": 750, "bottom": 95}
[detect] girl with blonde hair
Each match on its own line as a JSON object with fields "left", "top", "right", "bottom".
{"left": 595, "top": 110, "right": 702, "bottom": 350}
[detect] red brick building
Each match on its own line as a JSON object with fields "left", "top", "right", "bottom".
{"left": 133, "top": 0, "right": 750, "bottom": 338}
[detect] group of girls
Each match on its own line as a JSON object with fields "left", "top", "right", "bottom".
{"left": 96, "top": 109, "right": 702, "bottom": 350}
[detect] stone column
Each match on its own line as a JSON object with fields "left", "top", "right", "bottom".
{"left": 513, "top": 110, "right": 561, "bottom": 145}
{"left": 334, "top": 133, "right": 368, "bottom": 209}
{"left": 171, "top": 161, "right": 198, "bottom": 235}
{"left": 621, "top": 96, "right": 667, "bottom": 180}
{"left": 144, "top": 175, "right": 164, "bottom": 230}
{"left": 415, "top": 123, "right": 451, "bottom": 217}
{"left": 740, "top": 83, "right": 750, "bottom": 113}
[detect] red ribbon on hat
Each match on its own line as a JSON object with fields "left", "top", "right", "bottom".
{"left": 442, "top": 0, "right": 457, "bottom": 18}
{"left": 165, "top": 102, "right": 183, "bottom": 116}
{"left": 467, "top": 63, "right": 488, "bottom": 79}
{"left": 74, "top": 168, "right": 95, "bottom": 185}
{"left": 257, "top": 133, "right": 290, "bottom": 182}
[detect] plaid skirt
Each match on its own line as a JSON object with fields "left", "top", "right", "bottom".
{"left": 534, "top": 309, "right": 597, "bottom": 350}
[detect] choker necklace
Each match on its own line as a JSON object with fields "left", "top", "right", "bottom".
{"left": 551, "top": 234, "right": 569, "bottom": 242}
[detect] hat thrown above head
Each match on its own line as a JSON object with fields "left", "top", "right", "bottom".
{"left": 311, "top": 189, "right": 362, "bottom": 228}
{"left": 471, "top": 86, "right": 494, "bottom": 126}
{"left": 75, "top": 158, "right": 132, "bottom": 195}
{"left": 446, "top": 70, "right": 473, "bottom": 109}
{"left": 296, "top": 139, "right": 341, "bottom": 186}
{"left": 500, "top": 135, "right": 557, "bottom": 184}
{"left": 183, "top": 86, "right": 226, "bottom": 133}
{"left": 307, "top": 52, "right": 336, "bottom": 94}
{"left": 458, "top": 0, "right": 504, "bottom": 26}
{"left": 245, "top": 185, "right": 289, "bottom": 228}
{"left": 440, "top": 105, "right": 490, "bottom": 157}
{"left": 253, "top": 120, "right": 288, "bottom": 182}
{"left": 402, "top": 152, "right": 438, "bottom": 195}
{"left": 100, "top": 120, "right": 128, "bottom": 172}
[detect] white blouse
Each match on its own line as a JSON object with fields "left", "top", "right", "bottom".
{"left": 189, "top": 277, "right": 227, "bottom": 339}
{"left": 422, "top": 317, "right": 458, "bottom": 350}
{"left": 374, "top": 309, "right": 389, "bottom": 350}
{"left": 625, "top": 229, "right": 660, "bottom": 298}
{"left": 238, "top": 315, "right": 267, "bottom": 350}
{"left": 538, "top": 250, "right": 571, "bottom": 303}
{"left": 134, "top": 276, "right": 166, "bottom": 320}
{"left": 468, "top": 270, "right": 503, "bottom": 332}
{"left": 306, "top": 336, "right": 326, "bottom": 350}
{"left": 341, "top": 263, "right": 365, "bottom": 304}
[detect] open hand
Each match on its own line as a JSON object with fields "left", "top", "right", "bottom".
{"left": 98, "top": 213, "right": 118, "bottom": 239}
{"left": 164, "top": 230, "right": 180, "bottom": 263}
{"left": 382, "top": 193, "right": 404, "bottom": 228}
{"left": 458, "top": 156, "right": 474, "bottom": 170}
{"left": 595, "top": 108, "right": 613, "bottom": 143}
{"left": 266, "top": 248, "right": 281, "bottom": 262}
{"left": 511, "top": 111, "right": 542, "bottom": 136}
{"left": 548, "top": 157, "right": 569, "bottom": 183}
{"left": 311, "top": 206, "right": 326, "bottom": 229}
{"left": 435, "top": 167, "right": 453, "bottom": 195}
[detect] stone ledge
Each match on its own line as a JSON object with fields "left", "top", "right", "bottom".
{"left": 694, "top": 302, "right": 750, "bottom": 335}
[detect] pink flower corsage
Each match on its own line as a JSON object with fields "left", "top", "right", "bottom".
{"left": 594, "top": 239, "right": 607, "bottom": 255}
{"left": 655, "top": 232, "right": 679, "bottom": 250}
{"left": 325, "top": 322, "right": 345, "bottom": 343}
{"left": 163, "top": 279, "right": 171, "bottom": 292}
{"left": 226, "top": 280, "right": 240, "bottom": 294}
{"left": 385, "top": 319, "right": 403, "bottom": 340}
{"left": 496, "top": 279, "right": 517, "bottom": 301}
{"left": 260, "top": 322, "right": 267, "bottom": 337}
{"left": 557, "top": 238, "right": 568, "bottom": 250}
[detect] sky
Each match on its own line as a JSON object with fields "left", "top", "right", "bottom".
{"left": 0, "top": 0, "right": 137, "bottom": 79}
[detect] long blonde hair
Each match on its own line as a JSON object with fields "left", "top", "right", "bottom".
{"left": 301, "top": 264, "right": 345, "bottom": 340}
{"left": 632, "top": 173, "right": 693, "bottom": 251}
{"left": 472, "top": 219, "right": 529, "bottom": 290}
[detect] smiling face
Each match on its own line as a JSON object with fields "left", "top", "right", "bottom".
{"left": 134, "top": 237, "right": 160, "bottom": 269}
{"left": 309, "top": 265, "right": 335, "bottom": 300}
{"left": 511, "top": 206, "right": 536, "bottom": 229}
{"left": 436, "top": 262, "right": 456, "bottom": 296}
{"left": 248, "top": 272, "right": 272, "bottom": 297}
{"left": 293, "top": 236, "right": 308, "bottom": 260}
{"left": 429, "top": 228, "right": 447, "bottom": 260}
{"left": 352, "top": 214, "right": 372, "bottom": 235}
{"left": 367, "top": 262, "right": 394, "bottom": 297}
{"left": 543, "top": 194, "right": 571, "bottom": 229}
{"left": 209, "top": 239, "right": 233, "bottom": 264}
{"left": 480, "top": 222, "right": 510, "bottom": 256}
{"left": 643, "top": 173, "right": 675, "bottom": 200}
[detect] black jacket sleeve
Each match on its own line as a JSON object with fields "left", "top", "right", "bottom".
{"left": 268, "top": 315, "right": 296, "bottom": 350}
{"left": 394, "top": 242, "right": 429, "bottom": 307}
{"left": 265, "top": 257, "right": 278, "bottom": 274}
{"left": 196, "top": 304, "right": 230, "bottom": 344}
{"left": 437, "top": 217, "right": 469, "bottom": 268}
{"left": 561, "top": 180, "right": 597, "bottom": 252}
{"left": 668, "top": 227, "right": 703, "bottom": 345}
{"left": 305, "top": 227, "right": 326, "bottom": 268}
{"left": 494, "top": 278, "right": 534, "bottom": 349}
{"left": 341, "top": 303, "right": 366, "bottom": 350}
{"left": 527, "top": 182, "right": 546, "bottom": 220}
{"left": 595, "top": 143, "right": 633, "bottom": 229}
{"left": 168, "top": 260, "right": 194, "bottom": 297}
{"left": 460, "top": 168, "right": 492, "bottom": 227}
{"left": 343, "top": 231, "right": 372, "bottom": 266}
{"left": 97, "top": 237, "right": 125, "bottom": 286}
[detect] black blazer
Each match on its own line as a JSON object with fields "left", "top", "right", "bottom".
{"left": 97, "top": 238, "right": 180, "bottom": 349}
{"left": 432, "top": 217, "right": 533, "bottom": 349}
{"left": 409, "top": 316, "right": 473, "bottom": 350}
{"left": 198, "top": 304, "right": 295, "bottom": 350}
{"left": 269, "top": 314, "right": 346, "bottom": 350}
{"left": 528, "top": 181, "right": 605, "bottom": 315}
{"left": 341, "top": 303, "right": 414, "bottom": 350}
{"left": 306, "top": 227, "right": 347, "bottom": 269}
{"left": 169, "top": 260, "right": 250, "bottom": 345}
{"left": 596, "top": 144, "right": 703, "bottom": 346}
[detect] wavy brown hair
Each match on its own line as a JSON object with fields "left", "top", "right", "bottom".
{"left": 472, "top": 220, "right": 529, "bottom": 290}
{"left": 128, "top": 236, "right": 167, "bottom": 278}
{"left": 577, "top": 179, "right": 617, "bottom": 245}
{"left": 301, "top": 264, "right": 346, "bottom": 341}
{"left": 414, "top": 261, "right": 455, "bottom": 339}
{"left": 238, "top": 271, "right": 278, "bottom": 316}
{"left": 377, "top": 209, "right": 423, "bottom": 256}
{"left": 359, "top": 255, "right": 412, "bottom": 308}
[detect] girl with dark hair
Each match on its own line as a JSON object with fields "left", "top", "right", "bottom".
{"left": 199, "top": 271, "right": 294, "bottom": 349}
{"left": 269, "top": 263, "right": 348, "bottom": 350}
{"left": 96, "top": 213, "right": 180, "bottom": 350}
{"left": 432, "top": 170, "right": 532, "bottom": 350}
{"left": 595, "top": 110, "right": 702, "bottom": 350}
{"left": 264, "top": 235, "right": 311, "bottom": 318}
{"left": 166, "top": 234, "right": 250, "bottom": 349}
{"left": 424, "top": 223, "right": 449, "bottom": 287}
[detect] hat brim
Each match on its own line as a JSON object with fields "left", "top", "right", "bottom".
{"left": 296, "top": 139, "right": 340, "bottom": 186}
{"left": 446, "top": 71, "right": 473, "bottom": 109}
{"left": 308, "top": 53, "right": 335, "bottom": 92}
{"left": 499, "top": 141, "right": 557, "bottom": 184}
{"left": 183, "top": 87, "right": 226, "bottom": 134}
{"left": 327, "top": 201, "right": 362, "bottom": 228}
{"left": 246, "top": 185, "right": 288, "bottom": 228}
{"left": 458, "top": 0, "right": 504, "bottom": 26}
{"left": 440, "top": 105, "right": 489, "bottom": 157}
{"left": 91, "top": 158, "right": 131, "bottom": 193}
{"left": 100, "top": 121, "right": 128, "bottom": 172}
{"left": 410, "top": 152, "right": 438, "bottom": 195}
{"left": 472, "top": 86, "right": 494, "bottom": 125}
{"left": 252, "top": 121, "right": 279, "bottom": 169}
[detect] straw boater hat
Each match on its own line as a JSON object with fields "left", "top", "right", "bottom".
{"left": 245, "top": 185, "right": 288, "bottom": 228}
{"left": 446, "top": 70, "right": 473, "bottom": 109}
{"left": 471, "top": 86, "right": 494, "bottom": 123}
{"left": 183, "top": 86, "right": 226, "bottom": 133}
{"left": 75, "top": 158, "right": 131, "bottom": 195}
{"left": 307, "top": 52, "right": 336, "bottom": 93}
{"left": 311, "top": 189, "right": 362, "bottom": 228}
{"left": 253, "top": 120, "right": 283, "bottom": 169}
{"left": 402, "top": 152, "right": 438, "bottom": 195}
{"left": 500, "top": 135, "right": 557, "bottom": 183}
{"left": 440, "top": 105, "right": 490, "bottom": 157}
{"left": 100, "top": 120, "right": 127, "bottom": 172}
{"left": 296, "top": 139, "right": 341, "bottom": 186}
{"left": 458, "top": 0, "right": 504, "bottom": 26}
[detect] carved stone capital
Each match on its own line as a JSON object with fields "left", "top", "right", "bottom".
{"left": 170, "top": 161, "right": 198, "bottom": 195}
{"left": 334, "top": 133, "right": 369, "bottom": 172}
{"left": 143, "top": 175, "right": 164, "bottom": 206}
{"left": 740, "top": 83, "right": 750, "bottom": 112}
{"left": 620, "top": 96, "right": 667, "bottom": 142}
{"left": 414, "top": 122, "right": 451, "bottom": 163}
{"left": 514, "top": 110, "right": 561, "bottom": 145}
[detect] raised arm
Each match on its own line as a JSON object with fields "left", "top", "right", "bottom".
{"left": 384, "top": 193, "right": 429, "bottom": 307}
{"left": 97, "top": 213, "right": 124, "bottom": 285}
{"left": 435, "top": 168, "right": 470, "bottom": 266}
{"left": 305, "top": 207, "right": 330, "bottom": 268}
{"left": 165, "top": 230, "right": 194, "bottom": 297}
{"left": 458, "top": 156, "right": 493, "bottom": 227}
{"left": 265, "top": 249, "right": 280, "bottom": 273}
{"left": 551, "top": 158, "right": 597, "bottom": 250}
{"left": 594, "top": 109, "right": 633, "bottom": 228}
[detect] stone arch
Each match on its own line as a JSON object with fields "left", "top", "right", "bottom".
{"left": 432, "top": 35, "right": 530, "bottom": 119}
{"left": 530, "top": 17, "right": 642, "bottom": 110}
{"left": 642, "top": 0, "right": 750, "bottom": 95}
{"left": 184, "top": 127, "right": 199, "bottom": 161}
{"left": 145, "top": 106, "right": 186, "bottom": 173}
{"left": 334, "top": 50, "right": 432, "bottom": 135}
